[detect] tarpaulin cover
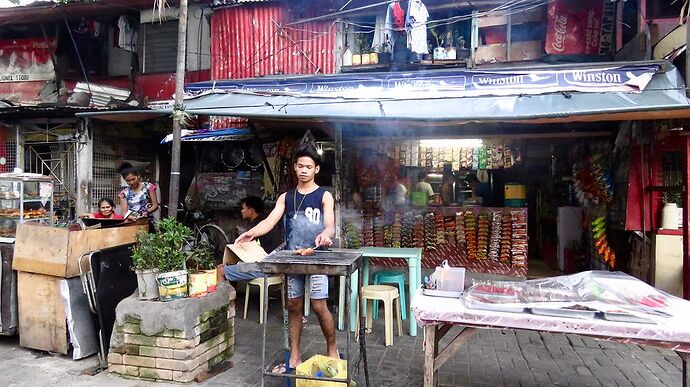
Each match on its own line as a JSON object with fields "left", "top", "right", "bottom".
{"left": 78, "top": 61, "right": 690, "bottom": 124}
{"left": 411, "top": 271, "right": 690, "bottom": 351}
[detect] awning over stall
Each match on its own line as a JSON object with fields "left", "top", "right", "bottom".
{"left": 78, "top": 61, "right": 690, "bottom": 125}
{"left": 160, "top": 128, "right": 253, "bottom": 144}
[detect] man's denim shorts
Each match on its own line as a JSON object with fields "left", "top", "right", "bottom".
{"left": 287, "top": 274, "right": 328, "bottom": 300}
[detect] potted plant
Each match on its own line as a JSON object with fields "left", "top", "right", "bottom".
{"left": 378, "top": 41, "right": 392, "bottom": 64}
{"left": 186, "top": 243, "right": 216, "bottom": 297}
{"left": 370, "top": 44, "right": 381, "bottom": 65}
{"left": 353, "top": 34, "right": 370, "bottom": 65}
{"left": 662, "top": 191, "right": 683, "bottom": 230}
{"left": 456, "top": 35, "right": 470, "bottom": 58}
{"left": 132, "top": 231, "right": 160, "bottom": 300}
{"left": 156, "top": 217, "right": 193, "bottom": 301}
{"left": 429, "top": 27, "right": 446, "bottom": 60}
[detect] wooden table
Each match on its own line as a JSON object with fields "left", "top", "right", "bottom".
{"left": 336, "top": 247, "right": 423, "bottom": 336}
{"left": 253, "top": 248, "right": 370, "bottom": 387}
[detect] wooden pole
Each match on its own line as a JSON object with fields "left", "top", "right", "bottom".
{"left": 168, "top": 0, "right": 188, "bottom": 219}
{"left": 682, "top": 137, "right": 690, "bottom": 300}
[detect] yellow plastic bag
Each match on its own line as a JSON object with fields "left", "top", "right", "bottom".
{"left": 296, "top": 354, "right": 347, "bottom": 387}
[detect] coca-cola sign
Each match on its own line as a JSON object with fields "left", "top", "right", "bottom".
{"left": 546, "top": 0, "right": 616, "bottom": 56}
{"left": 0, "top": 38, "right": 55, "bottom": 83}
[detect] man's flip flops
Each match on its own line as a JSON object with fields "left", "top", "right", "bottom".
{"left": 271, "top": 362, "right": 295, "bottom": 374}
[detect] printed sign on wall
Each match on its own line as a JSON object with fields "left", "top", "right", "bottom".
{"left": 0, "top": 38, "right": 55, "bottom": 83}
{"left": 546, "top": 0, "right": 616, "bottom": 56}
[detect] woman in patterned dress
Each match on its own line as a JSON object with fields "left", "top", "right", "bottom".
{"left": 117, "top": 162, "right": 159, "bottom": 222}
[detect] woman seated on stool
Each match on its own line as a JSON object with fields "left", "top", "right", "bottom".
{"left": 83, "top": 198, "right": 123, "bottom": 219}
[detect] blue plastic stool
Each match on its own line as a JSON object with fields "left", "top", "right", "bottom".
{"left": 372, "top": 271, "right": 407, "bottom": 320}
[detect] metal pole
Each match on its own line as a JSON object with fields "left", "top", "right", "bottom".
{"left": 686, "top": 4, "right": 690, "bottom": 98}
{"left": 168, "top": 0, "right": 188, "bottom": 219}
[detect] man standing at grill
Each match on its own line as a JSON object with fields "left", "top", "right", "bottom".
{"left": 236, "top": 144, "right": 337, "bottom": 368}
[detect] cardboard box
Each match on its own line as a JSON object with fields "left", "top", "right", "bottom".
{"left": 12, "top": 223, "right": 146, "bottom": 278}
{"left": 223, "top": 242, "right": 268, "bottom": 265}
{"left": 474, "top": 40, "right": 543, "bottom": 64}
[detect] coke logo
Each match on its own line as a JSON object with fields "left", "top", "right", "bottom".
{"left": 551, "top": 14, "right": 568, "bottom": 52}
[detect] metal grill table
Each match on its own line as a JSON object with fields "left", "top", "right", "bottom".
{"left": 252, "top": 248, "right": 370, "bottom": 387}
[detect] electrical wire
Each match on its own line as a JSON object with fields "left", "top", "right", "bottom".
{"left": 62, "top": 15, "right": 92, "bottom": 98}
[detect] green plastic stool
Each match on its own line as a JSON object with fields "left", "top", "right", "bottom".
{"left": 373, "top": 271, "right": 407, "bottom": 320}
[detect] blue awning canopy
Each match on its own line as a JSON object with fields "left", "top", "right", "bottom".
{"left": 160, "top": 128, "right": 253, "bottom": 144}
{"left": 78, "top": 60, "right": 690, "bottom": 125}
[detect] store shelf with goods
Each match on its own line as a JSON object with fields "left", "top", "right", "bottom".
{"left": 0, "top": 174, "right": 54, "bottom": 238}
{"left": 0, "top": 216, "right": 50, "bottom": 221}
{"left": 22, "top": 198, "right": 51, "bottom": 203}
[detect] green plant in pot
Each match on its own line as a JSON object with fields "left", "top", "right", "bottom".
{"left": 186, "top": 242, "right": 217, "bottom": 297}
{"left": 132, "top": 231, "right": 161, "bottom": 300}
{"left": 156, "top": 217, "right": 193, "bottom": 301}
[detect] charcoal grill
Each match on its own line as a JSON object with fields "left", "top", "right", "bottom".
{"left": 243, "top": 246, "right": 370, "bottom": 387}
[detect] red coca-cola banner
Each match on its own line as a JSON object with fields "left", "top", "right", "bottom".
{"left": 0, "top": 38, "right": 55, "bottom": 83}
{"left": 546, "top": 0, "right": 615, "bottom": 56}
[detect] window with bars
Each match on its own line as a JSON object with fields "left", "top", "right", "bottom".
{"left": 0, "top": 126, "right": 16, "bottom": 173}
{"left": 91, "top": 133, "right": 155, "bottom": 211}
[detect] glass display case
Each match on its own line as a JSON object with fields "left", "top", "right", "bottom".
{"left": 0, "top": 174, "right": 54, "bottom": 240}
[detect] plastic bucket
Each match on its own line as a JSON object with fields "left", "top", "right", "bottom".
{"left": 504, "top": 183, "right": 526, "bottom": 200}
{"left": 205, "top": 268, "right": 218, "bottom": 292}
{"left": 157, "top": 270, "right": 188, "bottom": 301}
{"left": 188, "top": 272, "right": 208, "bottom": 298}
{"left": 505, "top": 198, "right": 527, "bottom": 208}
{"left": 135, "top": 268, "right": 160, "bottom": 300}
{"left": 411, "top": 191, "right": 428, "bottom": 207}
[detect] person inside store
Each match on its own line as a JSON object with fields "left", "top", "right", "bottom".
{"left": 222, "top": 195, "right": 283, "bottom": 282}
{"left": 117, "top": 162, "right": 159, "bottom": 222}
{"left": 236, "top": 144, "right": 337, "bottom": 370}
{"left": 415, "top": 170, "right": 434, "bottom": 197}
{"left": 465, "top": 172, "right": 492, "bottom": 206}
{"left": 82, "top": 198, "right": 124, "bottom": 219}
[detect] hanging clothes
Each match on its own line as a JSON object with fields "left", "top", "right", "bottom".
{"left": 371, "top": 15, "right": 386, "bottom": 51}
{"left": 117, "top": 15, "right": 137, "bottom": 52}
{"left": 384, "top": 0, "right": 406, "bottom": 54}
{"left": 385, "top": 1, "right": 406, "bottom": 36}
{"left": 406, "top": 0, "right": 429, "bottom": 54}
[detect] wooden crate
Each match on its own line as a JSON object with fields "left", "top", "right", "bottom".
{"left": 17, "top": 271, "right": 68, "bottom": 354}
{"left": 474, "top": 40, "right": 543, "bottom": 64}
{"left": 12, "top": 223, "right": 145, "bottom": 278}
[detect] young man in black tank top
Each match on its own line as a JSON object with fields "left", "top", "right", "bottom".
{"left": 236, "top": 145, "right": 338, "bottom": 368}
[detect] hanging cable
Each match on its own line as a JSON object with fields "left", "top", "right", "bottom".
{"left": 62, "top": 15, "right": 92, "bottom": 99}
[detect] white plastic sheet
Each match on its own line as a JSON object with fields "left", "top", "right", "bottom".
{"left": 412, "top": 271, "right": 690, "bottom": 351}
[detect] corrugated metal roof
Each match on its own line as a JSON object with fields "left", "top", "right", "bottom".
{"left": 211, "top": 4, "right": 336, "bottom": 80}
{"left": 0, "top": 0, "right": 188, "bottom": 24}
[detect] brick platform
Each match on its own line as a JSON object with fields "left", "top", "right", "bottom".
{"left": 108, "top": 283, "right": 236, "bottom": 382}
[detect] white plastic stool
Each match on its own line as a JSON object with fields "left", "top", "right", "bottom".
{"left": 356, "top": 285, "right": 403, "bottom": 346}
{"left": 244, "top": 275, "right": 284, "bottom": 324}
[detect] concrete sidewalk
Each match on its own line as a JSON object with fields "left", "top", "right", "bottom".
{"left": 0, "top": 294, "right": 682, "bottom": 387}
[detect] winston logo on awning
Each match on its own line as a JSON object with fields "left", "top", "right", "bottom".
{"left": 186, "top": 65, "right": 661, "bottom": 99}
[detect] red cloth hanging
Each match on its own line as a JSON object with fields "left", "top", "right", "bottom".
{"left": 392, "top": 1, "right": 405, "bottom": 30}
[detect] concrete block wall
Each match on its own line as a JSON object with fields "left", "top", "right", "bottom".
{"left": 108, "top": 302, "right": 235, "bottom": 383}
